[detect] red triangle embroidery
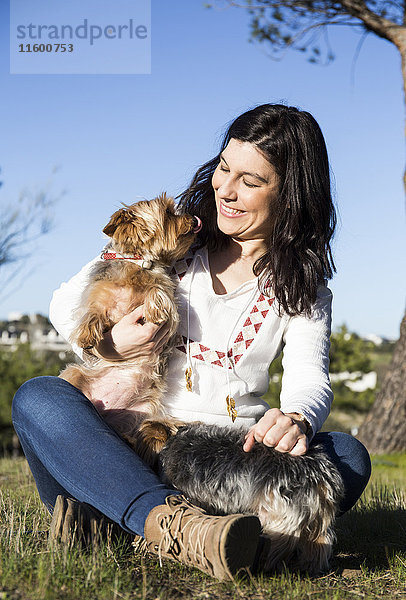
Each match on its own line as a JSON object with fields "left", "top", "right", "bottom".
{"left": 178, "top": 271, "right": 186, "bottom": 280}
{"left": 175, "top": 291, "right": 275, "bottom": 367}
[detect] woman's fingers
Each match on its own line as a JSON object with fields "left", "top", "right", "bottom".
{"left": 288, "top": 436, "right": 308, "bottom": 456}
{"left": 126, "top": 306, "right": 170, "bottom": 349}
{"left": 242, "top": 430, "right": 256, "bottom": 452}
{"left": 252, "top": 408, "right": 280, "bottom": 443}
{"left": 243, "top": 408, "right": 308, "bottom": 455}
{"left": 271, "top": 425, "right": 308, "bottom": 454}
{"left": 262, "top": 416, "right": 301, "bottom": 447}
{"left": 96, "top": 304, "right": 169, "bottom": 360}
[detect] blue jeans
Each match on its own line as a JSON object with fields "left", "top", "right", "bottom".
{"left": 12, "top": 376, "right": 371, "bottom": 536}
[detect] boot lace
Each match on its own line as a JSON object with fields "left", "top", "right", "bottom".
{"left": 156, "top": 497, "right": 218, "bottom": 574}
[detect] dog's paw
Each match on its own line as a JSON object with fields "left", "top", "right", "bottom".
{"left": 127, "top": 420, "right": 178, "bottom": 470}
{"left": 72, "top": 315, "right": 108, "bottom": 349}
{"left": 144, "top": 288, "right": 178, "bottom": 328}
{"left": 139, "top": 419, "right": 173, "bottom": 449}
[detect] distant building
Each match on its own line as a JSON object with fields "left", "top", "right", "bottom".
{"left": 0, "top": 313, "right": 71, "bottom": 355}
{"left": 363, "top": 333, "right": 393, "bottom": 346}
{"left": 330, "top": 370, "right": 377, "bottom": 392}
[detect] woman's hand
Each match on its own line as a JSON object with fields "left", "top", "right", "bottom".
{"left": 94, "top": 305, "right": 170, "bottom": 361}
{"left": 243, "top": 408, "right": 309, "bottom": 456}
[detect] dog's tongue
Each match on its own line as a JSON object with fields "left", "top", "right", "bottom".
{"left": 192, "top": 216, "right": 202, "bottom": 233}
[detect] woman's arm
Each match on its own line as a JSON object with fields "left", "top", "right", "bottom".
{"left": 279, "top": 286, "right": 333, "bottom": 436}
{"left": 244, "top": 286, "right": 333, "bottom": 456}
{"left": 49, "top": 257, "right": 102, "bottom": 359}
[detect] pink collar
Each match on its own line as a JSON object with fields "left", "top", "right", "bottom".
{"left": 101, "top": 250, "right": 153, "bottom": 269}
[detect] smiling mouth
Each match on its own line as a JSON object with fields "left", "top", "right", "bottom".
{"left": 219, "top": 202, "right": 246, "bottom": 217}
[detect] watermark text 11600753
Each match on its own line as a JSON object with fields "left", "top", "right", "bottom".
{"left": 19, "top": 44, "right": 74, "bottom": 53}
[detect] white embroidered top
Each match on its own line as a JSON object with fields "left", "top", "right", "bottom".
{"left": 49, "top": 246, "right": 333, "bottom": 436}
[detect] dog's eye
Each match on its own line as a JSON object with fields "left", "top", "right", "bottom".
{"left": 166, "top": 208, "right": 174, "bottom": 216}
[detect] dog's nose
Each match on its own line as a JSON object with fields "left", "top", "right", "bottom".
{"left": 192, "top": 216, "right": 202, "bottom": 233}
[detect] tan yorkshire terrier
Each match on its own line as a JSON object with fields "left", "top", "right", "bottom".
{"left": 60, "top": 193, "right": 202, "bottom": 463}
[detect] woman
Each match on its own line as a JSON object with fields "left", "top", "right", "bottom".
{"left": 12, "top": 103, "right": 371, "bottom": 580}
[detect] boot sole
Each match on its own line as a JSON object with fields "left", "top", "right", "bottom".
{"left": 48, "top": 494, "right": 133, "bottom": 548}
{"left": 48, "top": 495, "right": 83, "bottom": 547}
{"left": 218, "top": 514, "right": 261, "bottom": 580}
{"left": 48, "top": 495, "right": 68, "bottom": 546}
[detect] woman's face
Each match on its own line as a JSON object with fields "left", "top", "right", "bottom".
{"left": 211, "top": 139, "right": 279, "bottom": 243}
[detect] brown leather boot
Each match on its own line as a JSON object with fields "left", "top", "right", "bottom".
{"left": 48, "top": 495, "right": 132, "bottom": 548}
{"left": 143, "top": 495, "right": 261, "bottom": 580}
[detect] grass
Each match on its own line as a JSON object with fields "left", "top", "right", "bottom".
{"left": 1, "top": 455, "right": 405, "bottom": 599}
{"left": 0, "top": 345, "right": 402, "bottom": 598}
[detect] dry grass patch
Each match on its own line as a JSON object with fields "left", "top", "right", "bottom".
{"left": 0, "top": 455, "right": 405, "bottom": 600}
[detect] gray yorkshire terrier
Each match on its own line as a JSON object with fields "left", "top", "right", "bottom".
{"left": 158, "top": 423, "right": 344, "bottom": 575}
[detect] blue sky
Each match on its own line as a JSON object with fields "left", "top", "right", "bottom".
{"left": 0, "top": 0, "right": 405, "bottom": 338}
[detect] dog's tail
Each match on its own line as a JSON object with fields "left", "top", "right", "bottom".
{"left": 256, "top": 459, "right": 344, "bottom": 575}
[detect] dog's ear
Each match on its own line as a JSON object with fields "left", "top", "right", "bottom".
{"left": 103, "top": 208, "right": 134, "bottom": 238}
{"left": 158, "top": 192, "right": 175, "bottom": 213}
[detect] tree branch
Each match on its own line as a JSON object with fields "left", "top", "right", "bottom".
{"left": 220, "top": 0, "right": 406, "bottom": 42}
{"left": 0, "top": 180, "right": 61, "bottom": 297}
{"left": 337, "top": 0, "right": 403, "bottom": 41}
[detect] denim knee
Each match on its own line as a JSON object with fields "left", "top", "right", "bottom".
{"left": 13, "top": 376, "right": 49, "bottom": 424}
{"left": 314, "top": 431, "right": 372, "bottom": 514}
{"left": 334, "top": 431, "right": 371, "bottom": 486}
{"left": 13, "top": 375, "right": 97, "bottom": 443}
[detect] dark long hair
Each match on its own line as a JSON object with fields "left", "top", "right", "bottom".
{"left": 177, "top": 104, "right": 336, "bottom": 316}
